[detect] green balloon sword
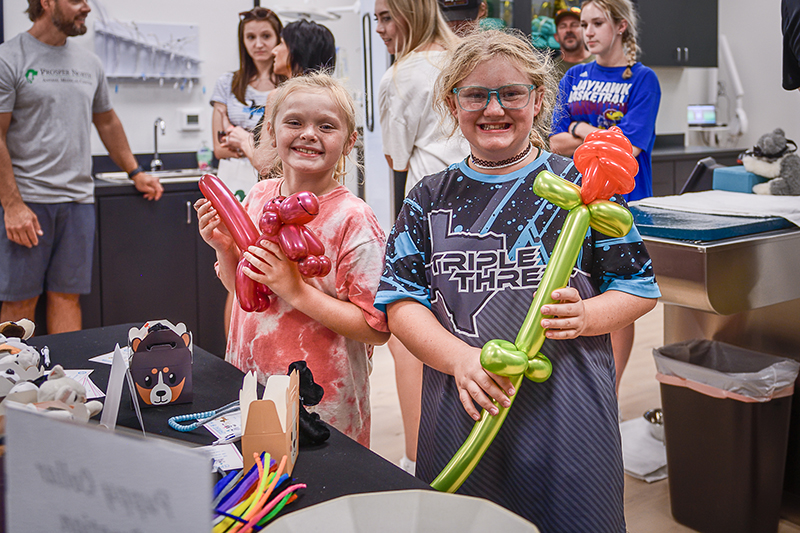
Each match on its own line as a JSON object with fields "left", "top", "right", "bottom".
{"left": 431, "top": 126, "right": 640, "bottom": 493}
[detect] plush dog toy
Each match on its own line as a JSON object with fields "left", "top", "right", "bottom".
{"left": 2, "top": 364, "right": 103, "bottom": 421}
{"left": 743, "top": 128, "right": 800, "bottom": 195}
{"left": 0, "top": 318, "right": 35, "bottom": 340}
{"left": 0, "top": 330, "right": 44, "bottom": 398}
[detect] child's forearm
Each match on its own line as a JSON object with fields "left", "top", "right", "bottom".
{"left": 386, "top": 299, "right": 474, "bottom": 376}
{"left": 286, "top": 283, "right": 390, "bottom": 345}
{"left": 216, "top": 246, "right": 239, "bottom": 293}
{"left": 581, "top": 291, "right": 656, "bottom": 336}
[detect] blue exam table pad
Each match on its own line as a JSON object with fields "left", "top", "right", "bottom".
{"left": 629, "top": 205, "right": 794, "bottom": 242}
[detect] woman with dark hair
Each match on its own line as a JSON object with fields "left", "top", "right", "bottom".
{"left": 209, "top": 7, "right": 283, "bottom": 338}
{"left": 272, "top": 19, "right": 336, "bottom": 77}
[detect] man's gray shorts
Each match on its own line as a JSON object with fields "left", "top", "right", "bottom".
{"left": 0, "top": 202, "right": 95, "bottom": 301}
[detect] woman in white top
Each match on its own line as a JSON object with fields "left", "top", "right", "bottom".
{"left": 228, "top": 19, "right": 338, "bottom": 176}
{"left": 210, "top": 7, "right": 283, "bottom": 337}
{"left": 376, "top": 0, "right": 468, "bottom": 194}
{"left": 375, "top": 0, "right": 468, "bottom": 475}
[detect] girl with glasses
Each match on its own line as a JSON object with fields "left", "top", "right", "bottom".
{"left": 375, "top": 30, "right": 659, "bottom": 530}
{"left": 375, "top": 0, "right": 469, "bottom": 476}
{"left": 549, "top": 0, "right": 661, "bottom": 397}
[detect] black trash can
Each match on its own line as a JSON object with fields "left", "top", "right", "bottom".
{"left": 654, "top": 339, "right": 800, "bottom": 533}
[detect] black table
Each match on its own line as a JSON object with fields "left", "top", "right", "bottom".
{"left": 4, "top": 324, "right": 429, "bottom": 527}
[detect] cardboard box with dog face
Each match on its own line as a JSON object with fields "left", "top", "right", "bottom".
{"left": 128, "top": 320, "right": 193, "bottom": 408}
{"left": 240, "top": 369, "right": 299, "bottom": 474}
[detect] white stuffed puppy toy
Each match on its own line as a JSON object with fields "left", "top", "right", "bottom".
{"left": 744, "top": 128, "right": 800, "bottom": 195}
{"left": 2, "top": 365, "right": 103, "bottom": 422}
{"left": 0, "top": 324, "right": 43, "bottom": 398}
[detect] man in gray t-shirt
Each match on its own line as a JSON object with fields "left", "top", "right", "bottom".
{"left": 0, "top": 0, "right": 163, "bottom": 333}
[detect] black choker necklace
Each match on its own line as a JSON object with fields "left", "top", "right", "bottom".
{"left": 470, "top": 143, "right": 534, "bottom": 169}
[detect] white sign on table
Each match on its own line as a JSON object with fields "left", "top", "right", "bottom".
{"left": 5, "top": 405, "right": 212, "bottom": 532}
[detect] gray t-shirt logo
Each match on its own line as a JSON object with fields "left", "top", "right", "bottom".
{"left": 25, "top": 68, "right": 37, "bottom": 84}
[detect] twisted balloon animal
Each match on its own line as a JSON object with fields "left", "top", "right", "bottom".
{"left": 198, "top": 174, "right": 331, "bottom": 313}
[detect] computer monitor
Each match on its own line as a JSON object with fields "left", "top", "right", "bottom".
{"left": 679, "top": 156, "right": 725, "bottom": 194}
{"left": 687, "top": 104, "right": 717, "bottom": 127}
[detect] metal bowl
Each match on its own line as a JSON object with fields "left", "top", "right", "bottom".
{"left": 643, "top": 408, "right": 664, "bottom": 442}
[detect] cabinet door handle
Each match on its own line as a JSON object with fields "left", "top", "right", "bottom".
{"left": 186, "top": 201, "right": 192, "bottom": 224}
{"left": 676, "top": 47, "right": 681, "bottom": 61}
{"left": 684, "top": 47, "right": 689, "bottom": 62}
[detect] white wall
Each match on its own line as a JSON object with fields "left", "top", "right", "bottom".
{"left": 718, "top": 0, "right": 800, "bottom": 149}
{"left": 649, "top": 0, "right": 800, "bottom": 149}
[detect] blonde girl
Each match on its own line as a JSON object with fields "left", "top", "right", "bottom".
{"left": 197, "top": 73, "right": 390, "bottom": 446}
{"left": 376, "top": 30, "right": 660, "bottom": 530}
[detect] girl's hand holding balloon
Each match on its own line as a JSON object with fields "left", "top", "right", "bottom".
{"left": 540, "top": 287, "right": 587, "bottom": 340}
{"left": 198, "top": 174, "right": 331, "bottom": 313}
{"left": 453, "top": 348, "right": 514, "bottom": 421}
{"left": 242, "top": 240, "right": 305, "bottom": 304}
{"left": 195, "top": 198, "right": 235, "bottom": 254}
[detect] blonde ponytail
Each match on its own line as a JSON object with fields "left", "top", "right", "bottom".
{"left": 623, "top": 33, "right": 637, "bottom": 79}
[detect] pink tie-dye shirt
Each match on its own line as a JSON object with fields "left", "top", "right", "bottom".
{"left": 225, "top": 179, "right": 388, "bottom": 447}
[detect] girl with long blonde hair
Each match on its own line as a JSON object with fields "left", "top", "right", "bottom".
{"left": 197, "top": 74, "right": 390, "bottom": 446}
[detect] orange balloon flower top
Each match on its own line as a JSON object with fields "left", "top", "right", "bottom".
{"left": 573, "top": 126, "right": 638, "bottom": 204}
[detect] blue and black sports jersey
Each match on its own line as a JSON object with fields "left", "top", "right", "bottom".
{"left": 376, "top": 151, "right": 660, "bottom": 532}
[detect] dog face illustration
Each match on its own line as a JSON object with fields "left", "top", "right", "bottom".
{"left": 135, "top": 366, "right": 186, "bottom": 405}
{"left": 129, "top": 326, "right": 193, "bottom": 407}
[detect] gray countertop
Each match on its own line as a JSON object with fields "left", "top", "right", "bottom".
{"left": 652, "top": 145, "right": 744, "bottom": 161}
{"left": 93, "top": 174, "right": 204, "bottom": 197}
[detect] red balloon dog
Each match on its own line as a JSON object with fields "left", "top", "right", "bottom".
{"left": 199, "top": 174, "right": 331, "bottom": 312}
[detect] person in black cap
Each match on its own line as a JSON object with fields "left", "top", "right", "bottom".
{"left": 438, "top": 0, "right": 487, "bottom": 34}
{"left": 553, "top": 6, "right": 593, "bottom": 80}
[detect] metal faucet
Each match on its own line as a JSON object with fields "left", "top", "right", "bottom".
{"left": 151, "top": 117, "right": 166, "bottom": 171}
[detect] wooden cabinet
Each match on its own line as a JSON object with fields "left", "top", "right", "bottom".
{"left": 81, "top": 180, "right": 228, "bottom": 356}
{"left": 650, "top": 146, "right": 743, "bottom": 196}
{"left": 636, "top": 0, "right": 718, "bottom": 67}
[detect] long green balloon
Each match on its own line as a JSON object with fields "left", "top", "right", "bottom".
{"left": 431, "top": 170, "right": 633, "bottom": 493}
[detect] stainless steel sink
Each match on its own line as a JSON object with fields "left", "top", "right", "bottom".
{"left": 94, "top": 168, "right": 212, "bottom": 184}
